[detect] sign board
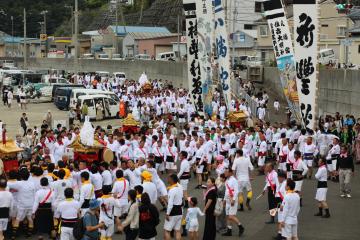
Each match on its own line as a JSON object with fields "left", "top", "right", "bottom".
{"left": 40, "top": 34, "right": 47, "bottom": 41}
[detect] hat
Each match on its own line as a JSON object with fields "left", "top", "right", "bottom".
{"left": 89, "top": 199, "right": 100, "bottom": 210}
{"left": 141, "top": 170, "right": 152, "bottom": 181}
{"left": 216, "top": 155, "right": 225, "bottom": 161}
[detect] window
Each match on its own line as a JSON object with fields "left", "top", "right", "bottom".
{"left": 358, "top": 45, "right": 360, "bottom": 53}
{"left": 255, "top": 2, "right": 263, "bottom": 13}
{"left": 259, "top": 25, "right": 268, "bottom": 37}
{"left": 244, "top": 24, "right": 254, "bottom": 30}
{"left": 321, "top": 24, "right": 329, "bottom": 27}
{"left": 337, "top": 26, "right": 346, "bottom": 37}
{"left": 83, "top": 99, "right": 94, "bottom": 107}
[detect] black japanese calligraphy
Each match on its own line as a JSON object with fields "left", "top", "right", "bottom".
{"left": 300, "top": 103, "right": 313, "bottom": 129}
{"left": 296, "top": 13, "right": 315, "bottom": 48}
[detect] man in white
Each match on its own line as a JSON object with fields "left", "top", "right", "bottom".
{"left": 141, "top": 171, "right": 158, "bottom": 205}
{"left": 177, "top": 151, "right": 191, "bottom": 208}
{"left": 133, "top": 140, "right": 148, "bottom": 162}
{"left": 164, "top": 174, "right": 183, "bottom": 240}
{"left": 112, "top": 169, "right": 129, "bottom": 231}
{"left": 280, "top": 180, "right": 300, "bottom": 240}
{"left": 288, "top": 150, "right": 308, "bottom": 206}
{"left": 164, "top": 139, "right": 178, "bottom": 173}
{"left": 222, "top": 168, "right": 245, "bottom": 237}
{"left": 232, "top": 149, "right": 254, "bottom": 211}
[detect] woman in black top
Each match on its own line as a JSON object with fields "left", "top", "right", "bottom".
{"left": 138, "top": 193, "right": 160, "bottom": 240}
{"left": 203, "top": 177, "right": 217, "bottom": 240}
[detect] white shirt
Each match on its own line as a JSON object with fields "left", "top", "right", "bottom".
{"left": 315, "top": 165, "right": 327, "bottom": 182}
{"left": 0, "top": 190, "right": 13, "bottom": 211}
{"left": 54, "top": 199, "right": 80, "bottom": 219}
{"left": 232, "top": 156, "right": 254, "bottom": 181}
{"left": 282, "top": 192, "right": 300, "bottom": 224}
{"left": 32, "top": 187, "right": 53, "bottom": 214}
{"left": 142, "top": 181, "right": 158, "bottom": 204}
{"left": 112, "top": 178, "right": 130, "bottom": 205}
{"left": 177, "top": 159, "right": 191, "bottom": 179}
{"left": 79, "top": 182, "right": 95, "bottom": 207}
{"left": 101, "top": 170, "right": 113, "bottom": 186}
{"left": 91, "top": 173, "right": 103, "bottom": 191}
{"left": 224, "top": 176, "right": 239, "bottom": 201}
{"left": 167, "top": 184, "right": 184, "bottom": 216}
{"left": 10, "top": 180, "right": 36, "bottom": 209}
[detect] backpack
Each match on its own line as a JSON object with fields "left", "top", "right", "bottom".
{"left": 73, "top": 212, "right": 89, "bottom": 240}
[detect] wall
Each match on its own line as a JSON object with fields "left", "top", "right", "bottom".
{"left": 10, "top": 57, "right": 188, "bottom": 88}
{"left": 263, "top": 67, "right": 360, "bottom": 116}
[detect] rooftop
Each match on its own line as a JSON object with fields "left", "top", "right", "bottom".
{"left": 125, "top": 32, "right": 179, "bottom": 40}
{"left": 108, "top": 25, "right": 170, "bottom": 37}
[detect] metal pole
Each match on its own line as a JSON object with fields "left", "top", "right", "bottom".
{"left": 23, "top": 8, "right": 27, "bottom": 69}
{"left": 115, "top": 0, "right": 118, "bottom": 54}
{"left": 232, "top": 7, "right": 236, "bottom": 68}
{"left": 74, "top": 0, "right": 79, "bottom": 66}
{"left": 177, "top": 14, "right": 181, "bottom": 61}
{"left": 11, "top": 16, "right": 14, "bottom": 56}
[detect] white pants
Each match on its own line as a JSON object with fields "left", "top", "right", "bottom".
{"left": 60, "top": 227, "right": 75, "bottom": 240}
{"left": 100, "top": 223, "right": 114, "bottom": 237}
{"left": 282, "top": 223, "right": 298, "bottom": 238}
{"left": 294, "top": 180, "right": 303, "bottom": 192}
{"left": 0, "top": 219, "right": 8, "bottom": 231}
{"left": 225, "top": 199, "right": 238, "bottom": 216}
{"left": 180, "top": 179, "right": 189, "bottom": 191}
{"left": 16, "top": 208, "right": 32, "bottom": 221}
{"left": 315, "top": 188, "right": 327, "bottom": 201}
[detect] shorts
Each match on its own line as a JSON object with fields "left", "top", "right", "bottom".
{"left": 187, "top": 224, "right": 199, "bottom": 232}
{"left": 315, "top": 188, "right": 327, "bottom": 202}
{"left": 225, "top": 199, "right": 238, "bottom": 216}
{"left": 238, "top": 180, "right": 252, "bottom": 192}
{"left": 282, "top": 223, "right": 298, "bottom": 238}
{"left": 166, "top": 162, "right": 177, "bottom": 170}
{"left": 304, "top": 159, "right": 313, "bottom": 167}
{"left": 180, "top": 179, "right": 189, "bottom": 191}
{"left": 164, "top": 215, "right": 182, "bottom": 231}
{"left": 100, "top": 223, "right": 114, "bottom": 237}
{"left": 0, "top": 219, "right": 9, "bottom": 231}
{"left": 16, "top": 208, "right": 32, "bottom": 221}
{"left": 10, "top": 203, "right": 18, "bottom": 218}
{"left": 196, "top": 165, "right": 204, "bottom": 174}
{"left": 294, "top": 181, "right": 303, "bottom": 192}
{"left": 114, "top": 203, "right": 128, "bottom": 217}
{"left": 277, "top": 210, "right": 284, "bottom": 222}
{"left": 60, "top": 226, "right": 74, "bottom": 240}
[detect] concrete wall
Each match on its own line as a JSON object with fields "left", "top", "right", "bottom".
{"left": 263, "top": 67, "right": 360, "bottom": 116}
{"left": 10, "top": 57, "right": 188, "bottom": 88}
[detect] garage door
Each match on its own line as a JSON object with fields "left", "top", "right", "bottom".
{"left": 155, "top": 45, "right": 172, "bottom": 56}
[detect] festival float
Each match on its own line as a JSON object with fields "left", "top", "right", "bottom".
{"left": 0, "top": 139, "right": 23, "bottom": 173}
{"left": 67, "top": 117, "right": 113, "bottom": 163}
{"left": 120, "top": 113, "right": 140, "bottom": 134}
{"left": 228, "top": 111, "right": 248, "bottom": 128}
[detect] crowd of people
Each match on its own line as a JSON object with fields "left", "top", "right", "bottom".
{"left": 0, "top": 75, "right": 357, "bottom": 240}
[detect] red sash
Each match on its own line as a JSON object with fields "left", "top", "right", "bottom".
{"left": 40, "top": 190, "right": 52, "bottom": 205}
{"left": 266, "top": 171, "right": 276, "bottom": 192}
{"left": 168, "top": 147, "right": 175, "bottom": 158}
{"left": 225, "top": 183, "right": 234, "bottom": 198}
{"left": 156, "top": 147, "right": 163, "bottom": 157}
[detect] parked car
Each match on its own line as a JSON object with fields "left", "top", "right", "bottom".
{"left": 77, "top": 94, "right": 120, "bottom": 119}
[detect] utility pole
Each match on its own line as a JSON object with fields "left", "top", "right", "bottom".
{"left": 11, "top": 16, "right": 14, "bottom": 56}
{"left": 74, "top": 0, "right": 79, "bottom": 68}
{"left": 115, "top": 0, "right": 119, "bottom": 54}
{"left": 41, "top": 10, "right": 48, "bottom": 57}
{"left": 232, "top": 5, "right": 237, "bottom": 68}
{"left": 23, "top": 8, "right": 27, "bottom": 69}
{"left": 177, "top": 14, "right": 181, "bottom": 61}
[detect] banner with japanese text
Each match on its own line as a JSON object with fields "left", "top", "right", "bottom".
{"left": 214, "top": 0, "right": 232, "bottom": 109}
{"left": 183, "top": 0, "right": 203, "bottom": 112}
{"left": 196, "top": 0, "right": 213, "bottom": 117}
{"left": 293, "top": 0, "right": 318, "bottom": 130}
{"left": 263, "top": 0, "right": 300, "bottom": 120}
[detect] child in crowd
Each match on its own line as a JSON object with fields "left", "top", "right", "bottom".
{"left": 185, "top": 197, "right": 204, "bottom": 240}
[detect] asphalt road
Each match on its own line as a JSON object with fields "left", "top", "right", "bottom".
{"left": 1, "top": 102, "right": 359, "bottom": 240}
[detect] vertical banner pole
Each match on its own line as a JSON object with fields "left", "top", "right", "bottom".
{"left": 293, "top": 0, "right": 318, "bottom": 130}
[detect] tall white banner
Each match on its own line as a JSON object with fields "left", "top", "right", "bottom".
{"left": 214, "top": 0, "right": 231, "bottom": 108}
{"left": 263, "top": 0, "right": 300, "bottom": 120}
{"left": 196, "top": 0, "right": 213, "bottom": 117}
{"left": 183, "top": 0, "right": 204, "bottom": 112}
{"left": 294, "top": 0, "right": 318, "bottom": 130}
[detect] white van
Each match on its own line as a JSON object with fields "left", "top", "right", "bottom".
{"left": 77, "top": 94, "right": 119, "bottom": 120}
{"left": 319, "top": 48, "right": 336, "bottom": 65}
{"left": 156, "top": 52, "right": 176, "bottom": 61}
{"left": 82, "top": 53, "right": 94, "bottom": 59}
{"left": 70, "top": 88, "right": 119, "bottom": 108}
{"left": 95, "top": 71, "right": 110, "bottom": 81}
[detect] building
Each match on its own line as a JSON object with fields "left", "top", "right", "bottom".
{"left": 0, "top": 31, "right": 40, "bottom": 58}
{"left": 122, "top": 32, "right": 179, "bottom": 58}
{"left": 231, "top": 30, "right": 257, "bottom": 59}
{"left": 255, "top": 0, "right": 352, "bottom": 64}
{"left": 347, "top": 9, "right": 360, "bottom": 65}
{"left": 84, "top": 25, "right": 171, "bottom": 56}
